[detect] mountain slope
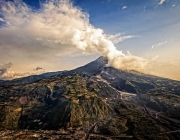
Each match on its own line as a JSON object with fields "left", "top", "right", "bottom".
{"left": 73, "top": 56, "right": 108, "bottom": 75}
{"left": 73, "top": 56, "right": 180, "bottom": 95}
{"left": 0, "top": 73, "right": 117, "bottom": 130}
{"left": 0, "top": 57, "right": 180, "bottom": 139}
{"left": 73, "top": 57, "right": 180, "bottom": 118}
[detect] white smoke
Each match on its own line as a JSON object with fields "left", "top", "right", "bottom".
{"left": 0, "top": 0, "right": 151, "bottom": 73}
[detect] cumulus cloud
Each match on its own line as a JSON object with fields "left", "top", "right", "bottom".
{"left": 158, "top": 0, "right": 166, "bottom": 5}
{"left": 0, "top": 0, "right": 150, "bottom": 72}
{"left": 122, "top": 6, "right": 127, "bottom": 10}
{"left": 151, "top": 41, "right": 167, "bottom": 49}
{"left": 0, "top": 0, "right": 166, "bottom": 77}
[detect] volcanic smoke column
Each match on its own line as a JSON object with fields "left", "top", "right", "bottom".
{"left": 0, "top": 0, "right": 149, "bottom": 72}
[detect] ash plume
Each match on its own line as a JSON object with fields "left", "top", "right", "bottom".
{"left": 0, "top": 0, "right": 153, "bottom": 73}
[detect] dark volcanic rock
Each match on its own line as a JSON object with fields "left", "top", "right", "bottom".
{"left": 73, "top": 56, "right": 108, "bottom": 75}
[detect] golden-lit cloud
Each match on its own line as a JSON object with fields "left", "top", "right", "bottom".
{"left": 0, "top": 62, "right": 45, "bottom": 80}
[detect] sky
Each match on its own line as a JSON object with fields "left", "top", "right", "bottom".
{"left": 0, "top": 0, "right": 180, "bottom": 80}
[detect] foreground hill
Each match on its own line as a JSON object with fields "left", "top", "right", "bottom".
{"left": 0, "top": 57, "right": 180, "bottom": 140}
{"left": 0, "top": 73, "right": 118, "bottom": 129}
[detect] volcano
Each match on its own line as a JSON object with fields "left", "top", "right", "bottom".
{"left": 0, "top": 57, "right": 180, "bottom": 139}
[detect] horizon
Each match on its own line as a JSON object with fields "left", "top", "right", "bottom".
{"left": 1, "top": 56, "right": 180, "bottom": 82}
{"left": 0, "top": 0, "right": 180, "bottom": 80}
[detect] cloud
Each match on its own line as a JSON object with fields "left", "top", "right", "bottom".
{"left": 0, "top": 70, "right": 31, "bottom": 80}
{"left": 144, "top": 6, "right": 146, "bottom": 11}
{"left": 0, "top": 17, "right": 5, "bottom": 22}
{"left": 170, "top": 60, "right": 179, "bottom": 66}
{"left": 158, "top": 0, "right": 166, "bottom": 5}
{"left": 34, "top": 67, "right": 43, "bottom": 71}
{"left": 107, "top": 51, "right": 149, "bottom": 71}
{"left": 34, "top": 66, "right": 45, "bottom": 74}
{"left": 0, "top": 62, "right": 30, "bottom": 80}
{"left": 0, "top": 0, "right": 166, "bottom": 77}
{"left": 107, "top": 33, "right": 138, "bottom": 44}
{"left": 158, "top": 60, "right": 179, "bottom": 67}
{"left": 0, "top": 63, "right": 46, "bottom": 80}
{"left": 122, "top": 6, "right": 127, "bottom": 10}
{"left": 152, "top": 55, "right": 159, "bottom": 60}
{"left": 151, "top": 41, "right": 167, "bottom": 49}
{"left": 0, "top": 62, "right": 13, "bottom": 77}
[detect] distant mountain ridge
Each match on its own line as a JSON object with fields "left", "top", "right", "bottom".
{"left": 1, "top": 56, "right": 179, "bottom": 88}
{"left": 0, "top": 80, "right": 5, "bottom": 83}
{"left": 0, "top": 71, "right": 66, "bottom": 85}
